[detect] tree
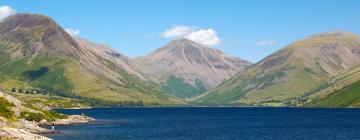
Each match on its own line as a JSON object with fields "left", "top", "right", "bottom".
{"left": 11, "top": 87, "right": 16, "bottom": 92}
{"left": 18, "top": 88, "right": 23, "bottom": 93}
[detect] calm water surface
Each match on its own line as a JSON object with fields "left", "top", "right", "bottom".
{"left": 45, "top": 107, "right": 360, "bottom": 140}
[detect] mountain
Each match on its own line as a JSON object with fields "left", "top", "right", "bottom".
{"left": 0, "top": 13, "right": 183, "bottom": 106}
{"left": 195, "top": 32, "right": 360, "bottom": 105}
{"left": 133, "top": 39, "right": 251, "bottom": 99}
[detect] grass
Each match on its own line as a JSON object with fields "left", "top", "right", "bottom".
{"left": 161, "top": 75, "right": 207, "bottom": 99}
{"left": 307, "top": 80, "right": 360, "bottom": 107}
{"left": 0, "top": 56, "right": 73, "bottom": 95}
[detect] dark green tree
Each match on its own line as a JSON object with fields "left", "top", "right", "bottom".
{"left": 18, "top": 88, "right": 23, "bottom": 93}
{"left": 11, "top": 87, "right": 16, "bottom": 92}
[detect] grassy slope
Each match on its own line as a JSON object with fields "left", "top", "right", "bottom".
{"left": 0, "top": 54, "right": 183, "bottom": 106}
{"left": 160, "top": 75, "right": 207, "bottom": 99}
{"left": 306, "top": 80, "right": 360, "bottom": 107}
{"left": 305, "top": 65, "right": 360, "bottom": 107}
{"left": 195, "top": 55, "right": 327, "bottom": 105}
{"left": 195, "top": 33, "right": 360, "bottom": 106}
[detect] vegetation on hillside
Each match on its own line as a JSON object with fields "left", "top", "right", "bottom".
{"left": 0, "top": 97, "right": 15, "bottom": 119}
{"left": 161, "top": 75, "right": 207, "bottom": 99}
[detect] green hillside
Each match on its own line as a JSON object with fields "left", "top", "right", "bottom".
{"left": 195, "top": 32, "right": 360, "bottom": 106}
{"left": 160, "top": 75, "right": 207, "bottom": 99}
{"left": 305, "top": 64, "right": 360, "bottom": 107}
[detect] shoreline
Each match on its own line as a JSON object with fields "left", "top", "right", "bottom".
{"left": 56, "top": 105, "right": 360, "bottom": 109}
{"left": 0, "top": 115, "right": 94, "bottom": 140}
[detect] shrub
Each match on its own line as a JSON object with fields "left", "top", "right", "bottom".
{"left": 11, "top": 87, "right": 16, "bottom": 92}
{"left": 43, "top": 110, "right": 68, "bottom": 119}
{"left": 20, "top": 112, "right": 46, "bottom": 122}
{"left": 0, "top": 97, "right": 15, "bottom": 119}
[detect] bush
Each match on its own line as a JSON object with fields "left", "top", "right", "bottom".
{"left": 0, "top": 97, "right": 15, "bottom": 119}
{"left": 43, "top": 110, "right": 68, "bottom": 119}
{"left": 20, "top": 112, "right": 46, "bottom": 122}
{"left": 11, "top": 87, "right": 16, "bottom": 92}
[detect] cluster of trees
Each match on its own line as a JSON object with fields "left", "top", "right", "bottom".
{"left": 79, "top": 97, "right": 144, "bottom": 107}
{"left": 11, "top": 87, "right": 49, "bottom": 95}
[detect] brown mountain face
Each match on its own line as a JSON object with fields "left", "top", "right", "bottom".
{"left": 195, "top": 32, "right": 360, "bottom": 105}
{"left": 0, "top": 14, "right": 85, "bottom": 59}
{"left": 75, "top": 38, "right": 146, "bottom": 80}
{"left": 133, "top": 38, "right": 251, "bottom": 98}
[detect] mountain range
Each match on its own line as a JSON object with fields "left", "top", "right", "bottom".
{"left": 1, "top": 13, "right": 360, "bottom": 107}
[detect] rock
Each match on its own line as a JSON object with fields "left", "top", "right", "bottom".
{"left": 0, "top": 127, "right": 52, "bottom": 140}
{"left": 13, "top": 119, "right": 54, "bottom": 134}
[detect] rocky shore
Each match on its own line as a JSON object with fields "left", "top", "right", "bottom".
{"left": 0, "top": 115, "right": 94, "bottom": 140}
{"left": 0, "top": 90, "right": 95, "bottom": 139}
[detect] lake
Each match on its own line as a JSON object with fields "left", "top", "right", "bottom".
{"left": 45, "top": 107, "right": 360, "bottom": 140}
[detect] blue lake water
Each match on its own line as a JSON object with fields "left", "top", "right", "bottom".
{"left": 45, "top": 107, "right": 360, "bottom": 140}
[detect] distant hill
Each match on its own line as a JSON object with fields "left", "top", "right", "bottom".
{"left": 133, "top": 38, "right": 251, "bottom": 99}
{"left": 195, "top": 32, "right": 360, "bottom": 106}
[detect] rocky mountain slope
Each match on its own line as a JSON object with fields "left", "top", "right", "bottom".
{"left": 0, "top": 13, "right": 183, "bottom": 106}
{"left": 195, "top": 32, "right": 360, "bottom": 106}
{"left": 133, "top": 39, "right": 251, "bottom": 99}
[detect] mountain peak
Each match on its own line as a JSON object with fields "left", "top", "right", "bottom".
{"left": 307, "top": 31, "right": 358, "bottom": 39}
{"left": 169, "top": 38, "right": 195, "bottom": 43}
{"left": 166, "top": 38, "right": 202, "bottom": 49}
{"left": 0, "top": 13, "right": 56, "bottom": 32}
{"left": 0, "top": 13, "right": 82, "bottom": 59}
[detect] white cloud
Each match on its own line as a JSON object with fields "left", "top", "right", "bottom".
{"left": 256, "top": 40, "right": 277, "bottom": 46}
{"left": 161, "top": 25, "right": 193, "bottom": 38}
{"left": 0, "top": 6, "right": 16, "bottom": 21}
{"left": 161, "top": 25, "right": 220, "bottom": 46}
{"left": 185, "top": 29, "right": 220, "bottom": 46}
{"left": 65, "top": 28, "right": 80, "bottom": 37}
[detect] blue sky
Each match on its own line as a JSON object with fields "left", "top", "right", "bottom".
{"left": 1, "top": 0, "right": 359, "bottom": 62}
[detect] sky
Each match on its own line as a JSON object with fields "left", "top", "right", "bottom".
{"left": 0, "top": 0, "right": 359, "bottom": 63}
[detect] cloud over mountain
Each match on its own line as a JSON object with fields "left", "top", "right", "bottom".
{"left": 65, "top": 28, "right": 80, "bottom": 37}
{"left": 0, "top": 6, "right": 16, "bottom": 20}
{"left": 162, "top": 25, "right": 220, "bottom": 46}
